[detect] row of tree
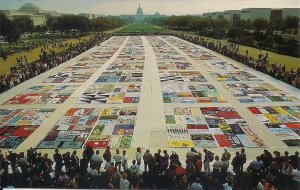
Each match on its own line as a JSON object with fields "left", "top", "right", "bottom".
{"left": 46, "top": 15, "right": 123, "bottom": 34}
{"left": 0, "top": 13, "right": 123, "bottom": 43}
{"left": 160, "top": 15, "right": 299, "bottom": 35}
{"left": 148, "top": 15, "right": 299, "bottom": 57}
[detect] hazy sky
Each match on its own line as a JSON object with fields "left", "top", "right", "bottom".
{"left": 1, "top": 0, "right": 300, "bottom": 15}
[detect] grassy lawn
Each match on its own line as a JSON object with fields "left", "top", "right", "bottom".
{"left": 117, "top": 24, "right": 166, "bottom": 33}
{"left": 181, "top": 31, "right": 300, "bottom": 71}
{"left": 0, "top": 36, "right": 91, "bottom": 74}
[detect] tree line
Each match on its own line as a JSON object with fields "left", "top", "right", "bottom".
{"left": 159, "top": 15, "right": 299, "bottom": 35}
{"left": 149, "top": 15, "right": 300, "bottom": 57}
{"left": 0, "top": 13, "right": 123, "bottom": 43}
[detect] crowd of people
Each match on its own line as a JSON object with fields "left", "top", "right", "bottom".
{"left": 0, "top": 34, "right": 112, "bottom": 94}
{"left": 0, "top": 146, "right": 299, "bottom": 189}
{"left": 173, "top": 33, "right": 300, "bottom": 89}
{"left": 0, "top": 40, "right": 55, "bottom": 61}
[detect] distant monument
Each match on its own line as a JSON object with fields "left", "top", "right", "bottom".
{"left": 135, "top": 3, "right": 144, "bottom": 23}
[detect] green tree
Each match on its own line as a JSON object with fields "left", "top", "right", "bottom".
{"left": 90, "top": 17, "right": 122, "bottom": 31}
{"left": 46, "top": 16, "right": 60, "bottom": 34}
{"left": 187, "top": 17, "right": 211, "bottom": 31}
{"left": 238, "top": 19, "right": 252, "bottom": 32}
{"left": 35, "top": 25, "right": 47, "bottom": 34}
{"left": 212, "top": 18, "right": 228, "bottom": 29}
{"left": 252, "top": 18, "right": 268, "bottom": 34}
{"left": 0, "top": 13, "right": 21, "bottom": 43}
{"left": 0, "top": 12, "right": 10, "bottom": 35}
{"left": 227, "top": 26, "right": 244, "bottom": 38}
{"left": 13, "top": 16, "right": 34, "bottom": 33}
{"left": 285, "top": 16, "right": 299, "bottom": 34}
{"left": 211, "top": 18, "right": 228, "bottom": 38}
{"left": 164, "top": 16, "right": 192, "bottom": 30}
{"left": 269, "top": 17, "right": 285, "bottom": 33}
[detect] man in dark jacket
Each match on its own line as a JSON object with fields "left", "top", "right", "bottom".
{"left": 103, "top": 146, "right": 112, "bottom": 163}
{"left": 290, "top": 151, "right": 300, "bottom": 170}
{"left": 53, "top": 149, "right": 63, "bottom": 179}
{"left": 71, "top": 150, "right": 79, "bottom": 171}
{"left": 231, "top": 151, "right": 242, "bottom": 175}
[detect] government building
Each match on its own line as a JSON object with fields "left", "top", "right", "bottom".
{"left": 203, "top": 8, "right": 300, "bottom": 24}
{"left": 0, "top": 3, "right": 60, "bottom": 26}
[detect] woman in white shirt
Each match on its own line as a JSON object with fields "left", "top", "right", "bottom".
{"left": 136, "top": 147, "right": 142, "bottom": 166}
{"left": 213, "top": 156, "right": 223, "bottom": 172}
{"left": 122, "top": 150, "right": 128, "bottom": 171}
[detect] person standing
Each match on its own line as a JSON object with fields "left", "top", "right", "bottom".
{"left": 120, "top": 173, "right": 130, "bottom": 189}
{"left": 103, "top": 146, "right": 112, "bottom": 164}
{"left": 222, "top": 148, "right": 231, "bottom": 172}
{"left": 190, "top": 178, "right": 203, "bottom": 190}
{"left": 83, "top": 145, "right": 94, "bottom": 162}
{"left": 143, "top": 149, "right": 152, "bottom": 172}
{"left": 53, "top": 149, "right": 63, "bottom": 179}
{"left": 261, "top": 149, "right": 272, "bottom": 171}
{"left": 113, "top": 149, "right": 122, "bottom": 171}
{"left": 203, "top": 149, "right": 211, "bottom": 175}
{"left": 136, "top": 147, "right": 142, "bottom": 166}
{"left": 290, "top": 151, "right": 299, "bottom": 170}
{"left": 231, "top": 152, "right": 242, "bottom": 175}
{"left": 247, "top": 156, "right": 264, "bottom": 187}
{"left": 212, "top": 156, "right": 222, "bottom": 173}
{"left": 186, "top": 148, "right": 198, "bottom": 163}
{"left": 91, "top": 150, "right": 103, "bottom": 172}
{"left": 129, "top": 160, "right": 141, "bottom": 189}
{"left": 160, "top": 150, "right": 169, "bottom": 174}
{"left": 70, "top": 150, "right": 79, "bottom": 171}
{"left": 240, "top": 148, "right": 246, "bottom": 172}
{"left": 122, "top": 150, "right": 128, "bottom": 172}
{"left": 63, "top": 152, "right": 71, "bottom": 173}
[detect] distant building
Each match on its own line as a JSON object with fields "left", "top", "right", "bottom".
{"left": 203, "top": 8, "right": 300, "bottom": 23}
{"left": 224, "top": 10, "right": 241, "bottom": 24}
{"left": 1, "top": 3, "right": 60, "bottom": 26}
{"left": 211, "top": 12, "right": 224, "bottom": 20}
{"left": 79, "top": 13, "right": 104, "bottom": 19}
{"left": 240, "top": 8, "right": 272, "bottom": 22}
{"left": 155, "top": 11, "right": 160, "bottom": 17}
{"left": 203, "top": 13, "right": 212, "bottom": 20}
{"left": 282, "top": 8, "right": 300, "bottom": 18}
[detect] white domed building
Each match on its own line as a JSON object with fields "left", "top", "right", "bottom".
{"left": 19, "top": 3, "right": 41, "bottom": 14}
{"left": 1, "top": 3, "right": 60, "bottom": 26}
{"left": 135, "top": 3, "right": 145, "bottom": 23}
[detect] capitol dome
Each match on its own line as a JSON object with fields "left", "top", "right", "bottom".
{"left": 20, "top": 3, "right": 41, "bottom": 12}
{"left": 136, "top": 3, "right": 143, "bottom": 16}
